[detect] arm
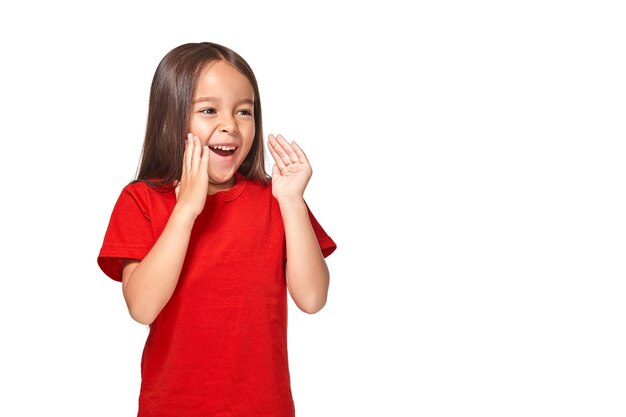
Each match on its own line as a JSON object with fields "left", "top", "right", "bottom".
{"left": 279, "top": 198, "right": 330, "bottom": 314}
{"left": 121, "top": 207, "right": 197, "bottom": 325}
{"left": 268, "top": 133, "right": 330, "bottom": 314}
{"left": 122, "top": 134, "right": 210, "bottom": 325}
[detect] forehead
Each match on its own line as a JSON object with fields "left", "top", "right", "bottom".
{"left": 194, "top": 60, "right": 254, "bottom": 100}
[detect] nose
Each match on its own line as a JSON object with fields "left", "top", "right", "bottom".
{"left": 218, "top": 115, "right": 238, "bottom": 135}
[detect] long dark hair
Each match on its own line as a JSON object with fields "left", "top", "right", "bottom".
{"left": 132, "top": 42, "right": 269, "bottom": 191}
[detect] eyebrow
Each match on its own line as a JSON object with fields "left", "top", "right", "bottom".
{"left": 192, "top": 97, "right": 255, "bottom": 105}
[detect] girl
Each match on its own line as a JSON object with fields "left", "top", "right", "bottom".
{"left": 97, "top": 42, "right": 336, "bottom": 417}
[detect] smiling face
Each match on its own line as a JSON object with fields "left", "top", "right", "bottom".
{"left": 188, "top": 60, "right": 256, "bottom": 194}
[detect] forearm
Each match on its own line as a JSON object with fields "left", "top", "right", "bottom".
{"left": 123, "top": 206, "right": 196, "bottom": 324}
{"left": 279, "top": 198, "right": 329, "bottom": 314}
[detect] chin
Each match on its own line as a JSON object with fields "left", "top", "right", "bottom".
{"left": 209, "top": 172, "right": 235, "bottom": 185}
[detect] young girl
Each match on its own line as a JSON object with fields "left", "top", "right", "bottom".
{"left": 97, "top": 42, "right": 336, "bottom": 417}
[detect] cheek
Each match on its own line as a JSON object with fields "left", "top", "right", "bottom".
{"left": 245, "top": 134, "right": 256, "bottom": 153}
{"left": 188, "top": 116, "right": 214, "bottom": 137}
{"left": 245, "top": 124, "right": 256, "bottom": 144}
{"left": 239, "top": 136, "right": 255, "bottom": 160}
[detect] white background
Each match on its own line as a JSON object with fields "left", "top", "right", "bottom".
{"left": 1, "top": 1, "right": 624, "bottom": 416}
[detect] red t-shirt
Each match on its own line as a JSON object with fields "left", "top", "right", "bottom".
{"left": 97, "top": 172, "right": 336, "bottom": 417}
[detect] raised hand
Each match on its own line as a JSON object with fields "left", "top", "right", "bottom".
{"left": 267, "top": 134, "right": 312, "bottom": 203}
{"left": 173, "top": 133, "right": 210, "bottom": 218}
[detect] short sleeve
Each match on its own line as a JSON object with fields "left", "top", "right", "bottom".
{"left": 97, "top": 183, "right": 155, "bottom": 282}
{"left": 284, "top": 201, "right": 337, "bottom": 260}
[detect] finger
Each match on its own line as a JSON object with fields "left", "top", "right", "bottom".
{"left": 174, "top": 181, "right": 180, "bottom": 199}
{"left": 201, "top": 143, "right": 210, "bottom": 175}
{"left": 268, "top": 135, "right": 287, "bottom": 171}
{"left": 269, "top": 134, "right": 293, "bottom": 167}
{"left": 272, "top": 163, "right": 279, "bottom": 178}
{"left": 291, "top": 141, "right": 310, "bottom": 166}
{"left": 276, "top": 134, "right": 299, "bottom": 164}
{"left": 184, "top": 133, "right": 193, "bottom": 174}
{"left": 191, "top": 135, "right": 202, "bottom": 173}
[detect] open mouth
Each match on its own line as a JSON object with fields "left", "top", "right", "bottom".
{"left": 209, "top": 145, "right": 237, "bottom": 157}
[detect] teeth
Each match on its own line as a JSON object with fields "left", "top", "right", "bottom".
{"left": 210, "top": 145, "right": 237, "bottom": 151}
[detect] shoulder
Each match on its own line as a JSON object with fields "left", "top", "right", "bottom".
{"left": 117, "top": 180, "right": 149, "bottom": 204}
{"left": 253, "top": 179, "right": 276, "bottom": 202}
{"left": 117, "top": 179, "right": 175, "bottom": 210}
{"left": 123, "top": 178, "right": 175, "bottom": 197}
{"left": 121, "top": 179, "right": 147, "bottom": 194}
{"left": 241, "top": 173, "right": 272, "bottom": 194}
{"left": 235, "top": 175, "right": 278, "bottom": 209}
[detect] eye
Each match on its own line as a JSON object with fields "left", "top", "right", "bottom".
{"left": 200, "top": 108, "right": 216, "bottom": 115}
{"left": 237, "top": 109, "right": 253, "bottom": 116}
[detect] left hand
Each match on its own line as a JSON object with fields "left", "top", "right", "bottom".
{"left": 268, "top": 134, "right": 312, "bottom": 202}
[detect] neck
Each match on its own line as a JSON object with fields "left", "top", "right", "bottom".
{"left": 207, "top": 175, "right": 236, "bottom": 195}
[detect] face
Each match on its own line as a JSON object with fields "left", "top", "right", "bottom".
{"left": 188, "top": 60, "right": 255, "bottom": 193}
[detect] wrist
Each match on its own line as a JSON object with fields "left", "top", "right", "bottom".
{"left": 276, "top": 196, "right": 306, "bottom": 208}
{"left": 171, "top": 204, "right": 199, "bottom": 224}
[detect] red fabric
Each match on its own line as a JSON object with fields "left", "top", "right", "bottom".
{"left": 97, "top": 172, "right": 336, "bottom": 417}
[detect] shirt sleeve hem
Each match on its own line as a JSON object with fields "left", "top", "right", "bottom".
{"left": 97, "top": 245, "right": 150, "bottom": 282}
{"left": 317, "top": 236, "right": 337, "bottom": 258}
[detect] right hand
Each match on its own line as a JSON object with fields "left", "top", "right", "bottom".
{"left": 173, "top": 133, "right": 210, "bottom": 218}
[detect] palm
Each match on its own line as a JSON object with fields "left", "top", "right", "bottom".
{"left": 268, "top": 134, "right": 312, "bottom": 201}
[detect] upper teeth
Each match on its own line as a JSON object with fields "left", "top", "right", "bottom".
{"left": 210, "top": 145, "right": 236, "bottom": 151}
